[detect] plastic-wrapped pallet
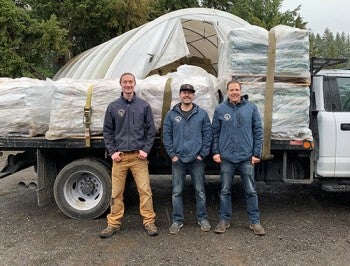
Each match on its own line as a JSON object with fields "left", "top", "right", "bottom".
{"left": 241, "top": 82, "right": 312, "bottom": 141}
{"left": 224, "top": 24, "right": 310, "bottom": 83}
{"left": 274, "top": 25, "right": 310, "bottom": 81}
{"left": 0, "top": 77, "right": 53, "bottom": 137}
{"left": 45, "top": 79, "right": 123, "bottom": 140}
{"left": 225, "top": 25, "right": 268, "bottom": 76}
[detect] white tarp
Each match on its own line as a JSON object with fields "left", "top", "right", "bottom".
{"left": 54, "top": 8, "right": 250, "bottom": 80}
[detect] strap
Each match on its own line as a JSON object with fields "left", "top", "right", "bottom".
{"left": 261, "top": 29, "right": 276, "bottom": 160}
{"left": 160, "top": 78, "right": 172, "bottom": 154}
{"left": 84, "top": 85, "right": 93, "bottom": 147}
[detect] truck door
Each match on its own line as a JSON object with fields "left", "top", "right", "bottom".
{"left": 317, "top": 75, "right": 350, "bottom": 177}
{"left": 334, "top": 77, "right": 350, "bottom": 176}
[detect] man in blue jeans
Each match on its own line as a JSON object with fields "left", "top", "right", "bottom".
{"left": 162, "top": 83, "right": 212, "bottom": 234}
{"left": 212, "top": 80, "right": 265, "bottom": 235}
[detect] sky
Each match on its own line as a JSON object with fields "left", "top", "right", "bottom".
{"left": 281, "top": 0, "right": 350, "bottom": 35}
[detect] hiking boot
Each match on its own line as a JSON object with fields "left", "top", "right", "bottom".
{"left": 214, "top": 220, "right": 230, "bottom": 234}
{"left": 249, "top": 223, "right": 266, "bottom": 235}
{"left": 99, "top": 225, "right": 120, "bottom": 238}
{"left": 144, "top": 223, "right": 158, "bottom": 236}
{"left": 169, "top": 221, "right": 183, "bottom": 234}
{"left": 198, "top": 219, "right": 211, "bottom": 232}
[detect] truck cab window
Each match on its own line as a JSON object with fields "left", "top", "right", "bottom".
{"left": 337, "top": 77, "right": 350, "bottom": 112}
{"left": 323, "top": 76, "right": 350, "bottom": 112}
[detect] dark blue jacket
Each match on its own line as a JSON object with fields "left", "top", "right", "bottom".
{"left": 212, "top": 96, "right": 263, "bottom": 163}
{"left": 103, "top": 94, "right": 155, "bottom": 155}
{"left": 162, "top": 103, "right": 212, "bottom": 163}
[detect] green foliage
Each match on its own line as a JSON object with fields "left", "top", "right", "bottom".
{"left": 150, "top": 0, "right": 199, "bottom": 19}
{"left": 310, "top": 30, "right": 350, "bottom": 69}
{"left": 200, "top": 0, "right": 232, "bottom": 11}
{"left": 227, "top": 0, "right": 306, "bottom": 30}
{"left": 0, "top": 0, "right": 68, "bottom": 78}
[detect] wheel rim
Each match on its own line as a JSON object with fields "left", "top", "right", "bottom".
{"left": 63, "top": 170, "right": 104, "bottom": 211}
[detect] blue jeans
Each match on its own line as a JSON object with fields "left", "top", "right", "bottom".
{"left": 171, "top": 159, "right": 208, "bottom": 223}
{"left": 219, "top": 160, "right": 261, "bottom": 224}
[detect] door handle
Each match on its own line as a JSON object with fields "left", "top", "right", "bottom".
{"left": 340, "top": 123, "right": 350, "bottom": 130}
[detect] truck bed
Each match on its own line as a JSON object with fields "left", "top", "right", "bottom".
{"left": 0, "top": 135, "right": 312, "bottom": 151}
{"left": 0, "top": 136, "right": 105, "bottom": 150}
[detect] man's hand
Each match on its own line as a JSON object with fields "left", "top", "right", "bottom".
{"left": 213, "top": 154, "right": 222, "bottom": 164}
{"left": 111, "top": 151, "right": 123, "bottom": 162}
{"left": 251, "top": 156, "right": 260, "bottom": 166}
{"left": 138, "top": 150, "right": 148, "bottom": 160}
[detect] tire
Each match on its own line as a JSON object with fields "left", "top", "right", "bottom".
{"left": 54, "top": 158, "right": 111, "bottom": 219}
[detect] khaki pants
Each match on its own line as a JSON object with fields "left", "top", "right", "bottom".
{"left": 107, "top": 152, "right": 156, "bottom": 227}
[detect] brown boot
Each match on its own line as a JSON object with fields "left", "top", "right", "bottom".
{"left": 214, "top": 220, "right": 230, "bottom": 234}
{"left": 100, "top": 225, "right": 120, "bottom": 238}
{"left": 249, "top": 223, "right": 266, "bottom": 235}
{"left": 144, "top": 223, "right": 158, "bottom": 236}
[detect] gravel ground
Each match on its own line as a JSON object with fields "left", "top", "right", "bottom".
{"left": 0, "top": 161, "right": 350, "bottom": 266}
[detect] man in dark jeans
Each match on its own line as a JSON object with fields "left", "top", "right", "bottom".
{"left": 162, "top": 84, "right": 212, "bottom": 234}
{"left": 212, "top": 80, "right": 265, "bottom": 235}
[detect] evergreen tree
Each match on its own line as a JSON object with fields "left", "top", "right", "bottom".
{"left": 0, "top": 0, "right": 68, "bottom": 78}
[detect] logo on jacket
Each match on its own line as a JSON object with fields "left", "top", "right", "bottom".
{"left": 117, "top": 109, "right": 125, "bottom": 117}
{"left": 224, "top": 114, "right": 231, "bottom": 121}
{"left": 175, "top": 116, "right": 182, "bottom": 123}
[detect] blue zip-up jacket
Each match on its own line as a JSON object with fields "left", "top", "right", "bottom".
{"left": 212, "top": 95, "right": 263, "bottom": 163}
{"left": 162, "top": 103, "right": 212, "bottom": 163}
{"left": 103, "top": 94, "right": 155, "bottom": 155}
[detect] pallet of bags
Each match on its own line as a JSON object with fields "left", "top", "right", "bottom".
{"left": 0, "top": 77, "right": 53, "bottom": 137}
{"left": 45, "top": 79, "right": 122, "bottom": 140}
{"left": 241, "top": 82, "right": 312, "bottom": 141}
{"left": 225, "top": 24, "right": 310, "bottom": 84}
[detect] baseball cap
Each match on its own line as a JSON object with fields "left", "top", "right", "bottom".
{"left": 179, "top": 84, "right": 195, "bottom": 93}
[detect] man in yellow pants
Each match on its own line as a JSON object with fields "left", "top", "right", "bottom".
{"left": 100, "top": 72, "right": 157, "bottom": 238}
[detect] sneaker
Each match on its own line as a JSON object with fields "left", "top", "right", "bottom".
{"left": 169, "top": 221, "right": 183, "bottom": 234}
{"left": 144, "top": 223, "right": 158, "bottom": 236}
{"left": 100, "top": 225, "right": 120, "bottom": 238}
{"left": 198, "top": 219, "right": 211, "bottom": 232}
{"left": 214, "top": 220, "right": 230, "bottom": 234}
{"left": 249, "top": 223, "right": 266, "bottom": 235}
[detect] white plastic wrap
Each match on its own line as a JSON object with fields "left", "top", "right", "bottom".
{"left": 45, "top": 79, "right": 122, "bottom": 140}
{"left": 274, "top": 25, "right": 310, "bottom": 79}
{"left": 241, "top": 82, "right": 312, "bottom": 141}
{"left": 224, "top": 25, "right": 310, "bottom": 82}
{"left": 226, "top": 25, "right": 268, "bottom": 75}
{"left": 0, "top": 78, "right": 53, "bottom": 137}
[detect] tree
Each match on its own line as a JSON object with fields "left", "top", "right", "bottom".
{"left": 150, "top": 0, "right": 199, "bottom": 19}
{"left": 200, "top": 0, "right": 233, "bottom": 11}
{"left": 227, "top": 0, "right": 306, "bottom": 30}
{"left": 322, "top": 29, "right": 337, "bottom": 58}
{"left": 25, "top": 0, "right": 153, "bottom": 61}
{"left": 0, "top": 0, "right": 68, "bottom": 78}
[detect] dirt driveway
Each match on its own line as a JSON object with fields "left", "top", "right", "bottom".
{"left": 0, "top": 164, "right": 349, "bottom": 266}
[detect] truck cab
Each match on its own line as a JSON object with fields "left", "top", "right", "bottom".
{"left": 312, "top": 68, "right": 350, "bottom": 183}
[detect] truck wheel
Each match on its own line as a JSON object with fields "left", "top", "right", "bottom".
{"left": 54, "top": 158, "right": 111, "bottom": 219}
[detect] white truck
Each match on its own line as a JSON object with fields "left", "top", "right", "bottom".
{"left": 0, "top": 58, "right": 349, "bottom": 220}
